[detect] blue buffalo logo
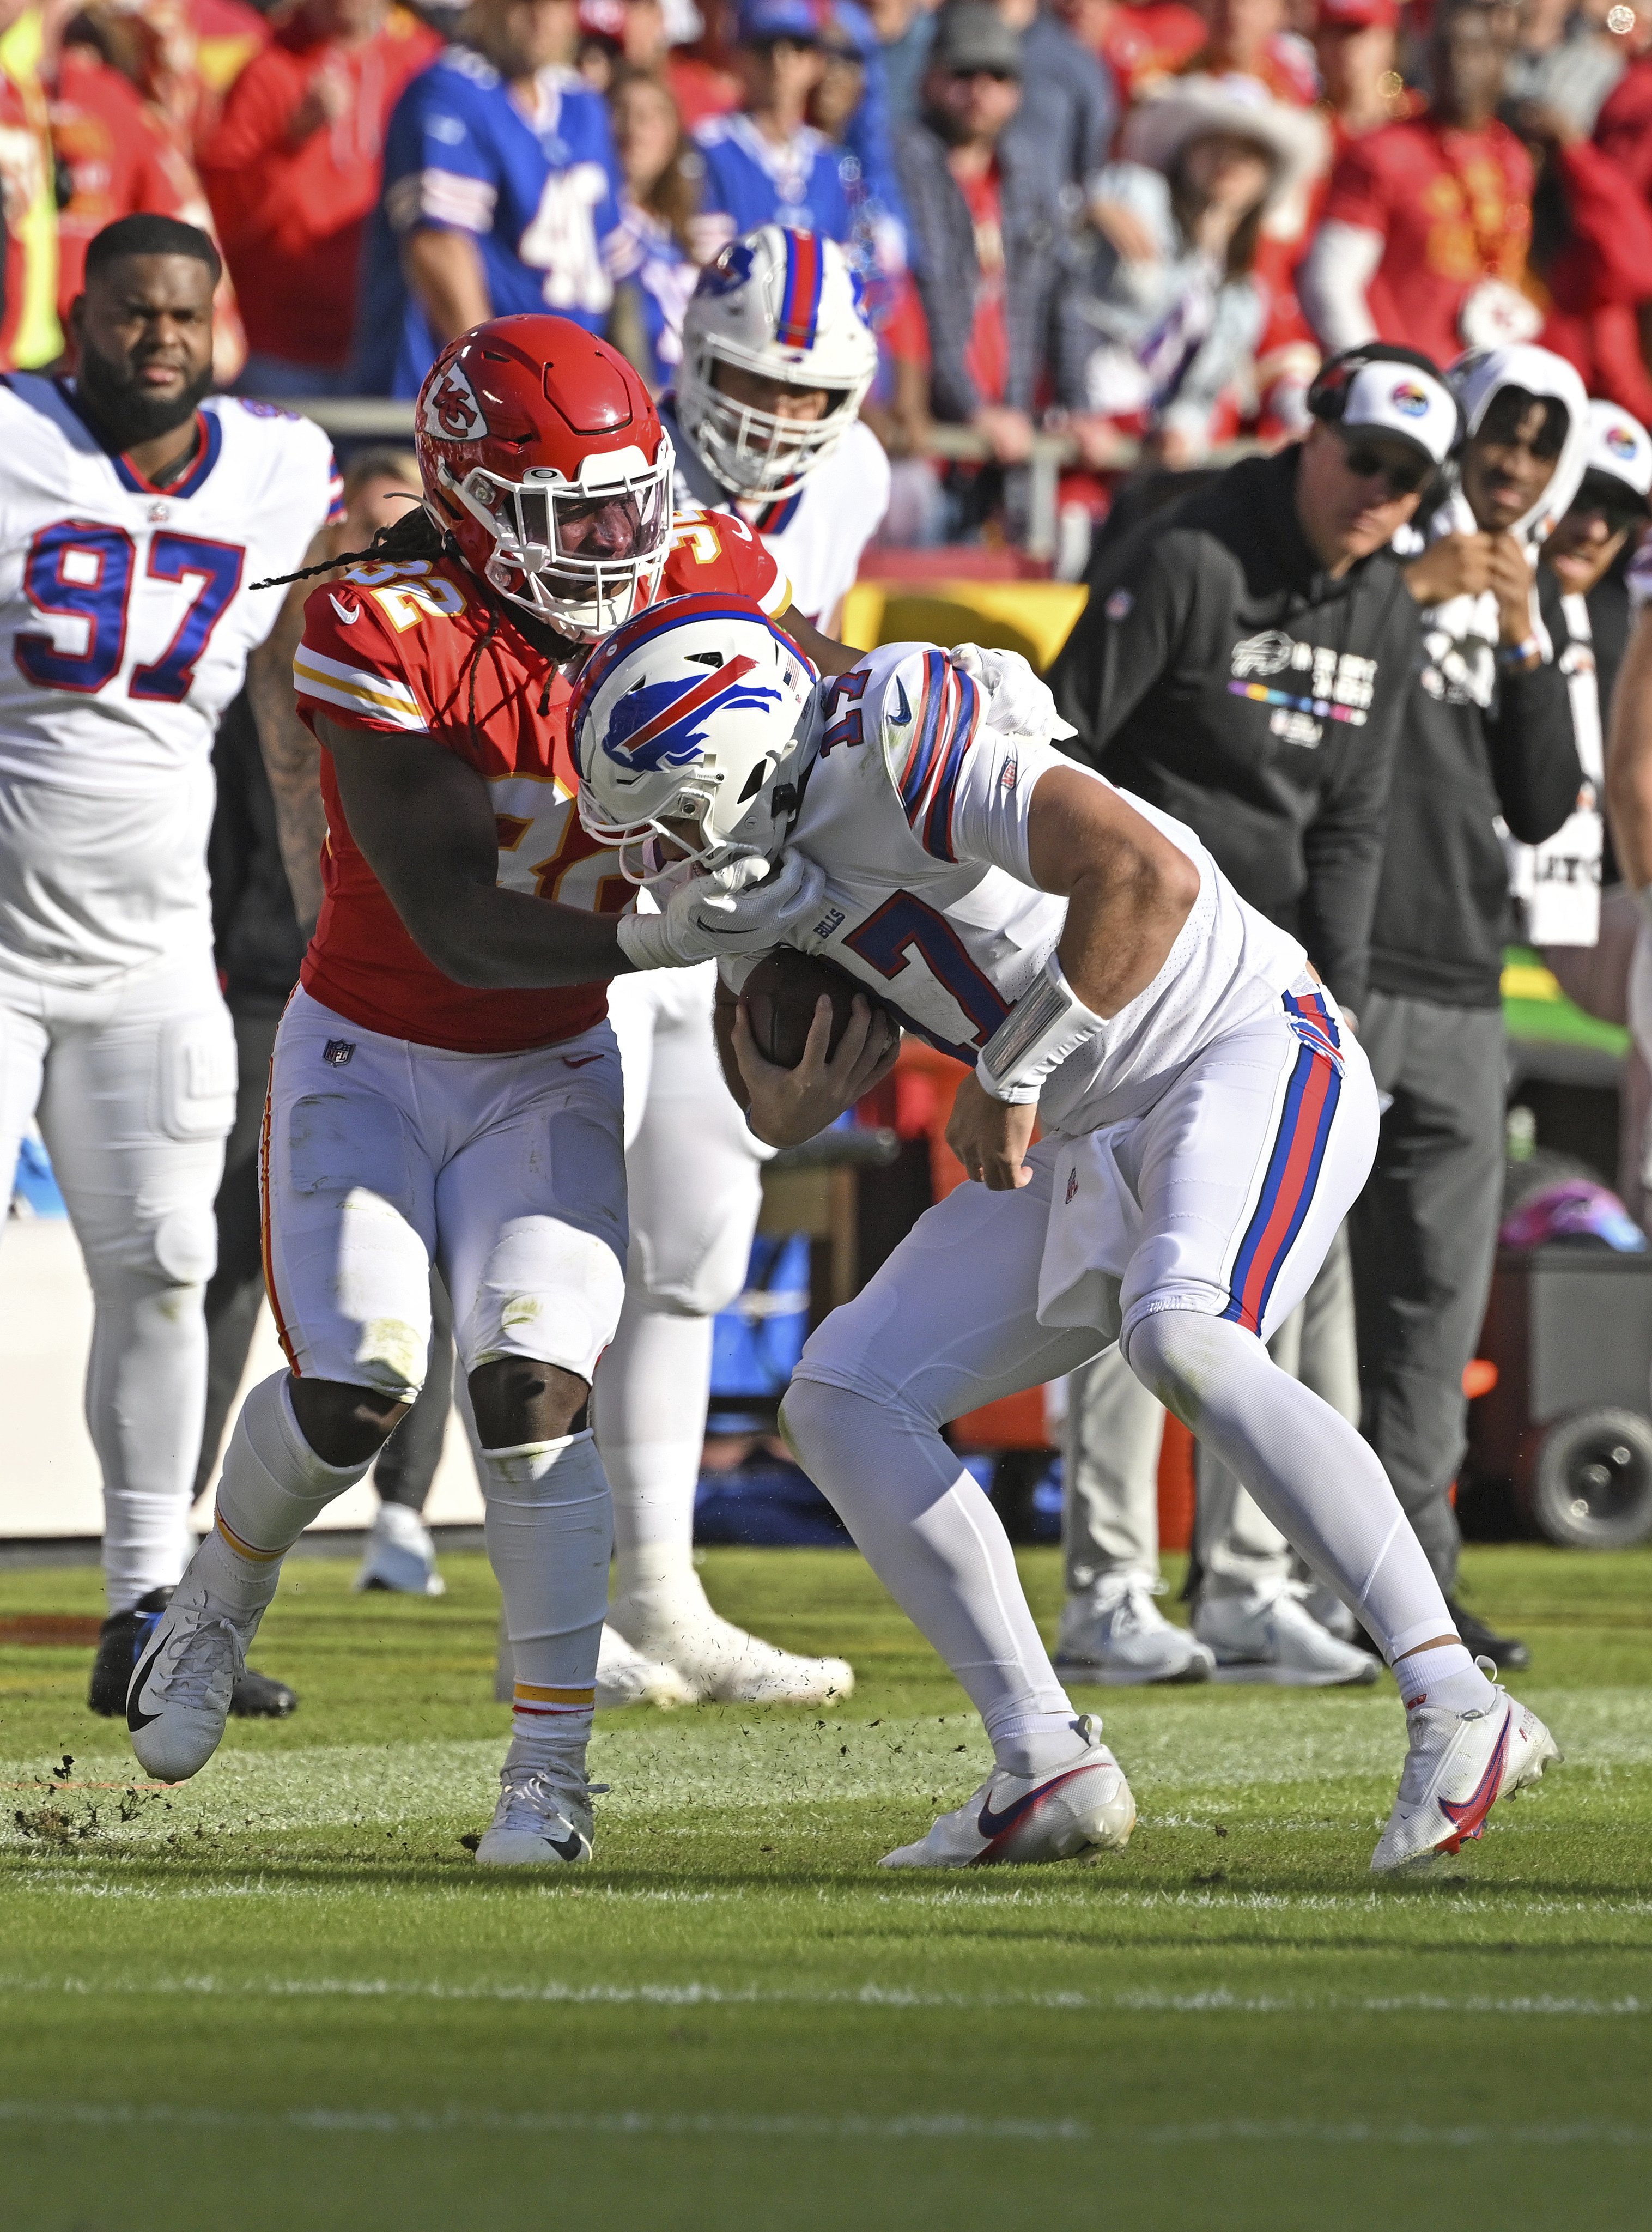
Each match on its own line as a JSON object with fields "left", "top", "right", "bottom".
{"left": 696, "top": 242, "right": 756, "bottom": 300}
{"left": 602, "top": 654, "right": 784, "bottom": 772}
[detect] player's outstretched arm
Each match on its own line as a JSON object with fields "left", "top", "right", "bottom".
{"left": 778, "top": 606, "right": 863, "bottom": 678}
{"left": 318, "top": 714, "right": 630, "bottom": 986}
{"left": 946, "top": 766, "right": 1201, "bottom": 1191}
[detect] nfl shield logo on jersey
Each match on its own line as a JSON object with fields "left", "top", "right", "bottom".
{"left": 323, "top": 1039, "right": 355, "bottom": 1068}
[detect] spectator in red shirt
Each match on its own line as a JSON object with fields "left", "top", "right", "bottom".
{"left": 1515, "top": 100, "right": 1652, "bottom": 423}
{"left": 50, "top": 39, "right": 196, "bottom": 312}
{"left": 1313, "top": 0, "right": 1406, "bottom": 164}
{"left": 1186, "top": 0, "right": 1320, "bottom": 103}
{"left": 1056, "top": 0, "right": 1208, "bottom": 107}
{"left": 1298, "top": 0, "right": 1537, "bottom": 367}
{"left": 199, "top": 0, "right": 440, "bottom": 393}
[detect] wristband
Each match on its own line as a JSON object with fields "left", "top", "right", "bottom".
{"left": 615, "top": 911, "right": 674, "bottom": 971}
{"left": 1497, "top": 636, "right": 1541, "bottom": 670}
{"left": 976, "top": 950, "right": 1104, "bottom": 1105}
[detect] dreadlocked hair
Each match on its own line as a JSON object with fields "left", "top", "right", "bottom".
{"left": 249, "top": 502, "right": 447, "bottom": 592}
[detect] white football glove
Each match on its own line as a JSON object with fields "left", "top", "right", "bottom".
{"left": 616, "top": 850, "right": 827, "bottom": 970}
{"left": 949, "top": 643, "right": 1076, "bottom": 742}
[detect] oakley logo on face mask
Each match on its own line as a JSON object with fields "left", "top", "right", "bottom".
{"left": 601, "top": 656, "right": 784, "bottom": 773}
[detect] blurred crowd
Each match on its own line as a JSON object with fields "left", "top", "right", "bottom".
{"left": 0, "top": 0, "right": 1649, "bottom": 545}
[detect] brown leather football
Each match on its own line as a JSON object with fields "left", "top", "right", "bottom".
{"left": 742, "top": 949, "right": 894, "bottom": 1069}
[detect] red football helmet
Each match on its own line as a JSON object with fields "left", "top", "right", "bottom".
{"left": 414, "top": 316, "right": 674, "bottom": 641}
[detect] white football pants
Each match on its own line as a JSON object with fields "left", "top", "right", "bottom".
{"left": 784, "top": 1000, "right": 1457, "bottom": 1743}
{"left": 0, "top": 951, "right": 236, "bottom": 1612}
{"left": 593, "top": 966, "right": 767, "bottom": 1579}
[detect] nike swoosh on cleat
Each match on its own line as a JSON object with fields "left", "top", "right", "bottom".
{"left": 976, "top": 1763, "right": 1097, "bottom": 1846}
{"left": 126, "top": 1634, "right": 168, "bottom": 1731}
{"left": 548, "top": 1831, "right": 584, "bottom": 1861}
{"left": 1436, "top": 1709, "right": 1514, "bottom": 1846}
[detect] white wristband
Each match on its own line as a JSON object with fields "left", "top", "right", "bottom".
{"left": 976, "top": 950, "right": 1104, "bottom": 1105}
{"left": 615, "top": 910, "right": 675, "bottom": 972}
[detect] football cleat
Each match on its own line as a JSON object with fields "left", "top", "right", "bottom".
{"left": 1371, "top": 1672, "right": 1562, "bottom": 1873}
{"left": 610, "top": 1593, "right": 854, "bottom": 1706}
{"left": 1054, "top": 1572, "right": 1216, "bottom": 1687}
{"left": 475, "top": 1749, "right": 597, "bottom": 1867}
{"left": 99, "top": 1585, "right": 295, "bottom": 1727}
{"left": 354, "top": 1501, "right": 445, "bottom": 1597}
{"left": 1194, "top": 1581, "right": 1379, "bottom": 1687}
{"left": 596, "top": 1623, "right": 696, "bottom": 1709}
{"left": 126, "top": 1578, "right": 266, "bottom": 1780}
{"left": 880, "top": 1717, "right": 1136, "bottom": 1869}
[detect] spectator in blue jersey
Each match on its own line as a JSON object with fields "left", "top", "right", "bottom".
{"left": 357, "top": 0, "right": 625, "bottom": 396}
{"left": 606, "top": 65, "right": 699, "bottom": 389}
{"left": 693, "top": 0, "right": 853, "bottom": 259}
{"left": 812, "top": 0, "right": 909, "bottom": 269}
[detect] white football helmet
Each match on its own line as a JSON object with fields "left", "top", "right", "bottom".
{"left": 572, "top": 593, "right": 818, "bottom": 881}
{"left": 676, "top": 225, "right": 879, "bottom": 502}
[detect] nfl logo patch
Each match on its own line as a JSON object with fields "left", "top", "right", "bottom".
{"left": 323, "top": 1039, "right": 355, "bottom": 1068}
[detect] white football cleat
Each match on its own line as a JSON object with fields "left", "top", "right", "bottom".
{"left": 880, "top": 1716, "right": 1136, "bottom": 1869}
{"left": 1053, "top": 1572, "right": 1216, "bottom": 1687}
{"left": 475, "top": 1748, "right": 597, "bottom": 1867}
{"left": 596, "top": 1623, "right": 696, "bottom": 1709}
{"left": 610, "top": 1590, "right": 853, "bottom": 1706}
{"left": 1194, "top": 1581, "right": 1378, "bottom": 1687}
{"left": 126, "top": 1576, "right": 261, "bottom": 1781}
{"left": 354, "top": 1501, "right": 445, "bottom": 1596}
{"left": 1371, "top": 1673, "right": 1562, "bottom": 1873}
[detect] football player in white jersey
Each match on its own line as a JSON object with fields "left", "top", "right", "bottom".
{"left": 574, "top": 595, "right": 1564, "bottom": 1875}
{"left": 0, "top": 215, "right": 342, "bottom": 1718}
{"left": 591, "top": 226, "right": 884, "bottom": 1707}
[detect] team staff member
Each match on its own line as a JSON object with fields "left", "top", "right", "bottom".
{"left": 1352, "top": 341, "right": 1589, "bottom": 1671}
{"left": 1047, "top": 344, "right": 1455, "bottom": 1685}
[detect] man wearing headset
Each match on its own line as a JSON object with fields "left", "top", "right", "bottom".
{"left": 1046, "top": 345, "right": 1458, "bottom": 1688}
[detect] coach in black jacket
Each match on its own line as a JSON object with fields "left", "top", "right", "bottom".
{"left": 1347, "top": 345, "right": 1588, "bottom": 1668}
{"left": 1043, "top": 349, "right": 1456, "bottom": 1686}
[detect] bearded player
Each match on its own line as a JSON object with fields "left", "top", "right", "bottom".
{"left": 125, "top": 318, "right": 861, "bottom": 1867}
{"left": 573, "top": 594, "right": 1563, "bottom": 1874}
{"left": 593, "top": 227, "right": 885, "bottom": 1707}
{"left": 0, "top": 215, "right": 341, "bottom": 1720}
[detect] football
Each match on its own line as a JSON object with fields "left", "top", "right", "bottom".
{"left": 741, "top": 948, "right": 895, "bottom": 1069}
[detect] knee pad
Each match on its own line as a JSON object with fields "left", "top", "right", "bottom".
{"left": 83, "top": 1204, "right": 218, "bottom": 1293}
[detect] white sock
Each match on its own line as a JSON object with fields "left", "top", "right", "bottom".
{"left": 1395, "top": 1640, "right": 1497, "bottom": 1714}
{"left": 1126, "top": 1310, "right": 1456, "bottom": 1663}
{"left": 593, "top": 1302, "right": 711, "bottom": 1611}
{"left": 780, "top": 1379, "right": 1075, "bottom": 1771}
{"left": 198, "top": 1371, "right": 371, "bottom": 1617}
{"left": 482, "top": 1429, "right": 612, "bottom": 1751}
{"left": 87, "top": 1262, "right": 209, "bottom": 1614}
{"left": 985, "top": 1708, "right": 1095, "bottom": 1778}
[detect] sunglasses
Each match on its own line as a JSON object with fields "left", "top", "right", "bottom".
{"left": 1337, "top": 438, "right": 1432, "bottom": 498}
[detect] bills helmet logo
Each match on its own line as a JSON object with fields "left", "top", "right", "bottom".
{"left": 422, "top": 363, "right": 488, "bottom": 441}
{"left": 600, "top": 655, "right": 785, "bottom": 773}
{"left": 1390, "top": 381, "right": 1430, "bottom": 417}
{"left": 696, "top": 241, "right": 756, "bottom": 300}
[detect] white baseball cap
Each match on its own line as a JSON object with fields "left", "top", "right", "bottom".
{"left": 1337, "top": 359, "right": 1461, "bottom": 469}
{"left": 1578, "top": 399, "right": 1652, "bottom": 514}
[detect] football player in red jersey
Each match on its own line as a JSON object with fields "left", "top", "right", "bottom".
{"left": 125, "top": 316, "right": 888, "bottom": 1865}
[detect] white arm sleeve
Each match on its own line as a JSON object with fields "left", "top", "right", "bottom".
{"left": 1296, "top": 221, "right": 1383, "bottom": 355}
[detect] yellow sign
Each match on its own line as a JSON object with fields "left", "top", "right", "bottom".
{"left": 843, "top": 580, "right": 1088, "bottom": 674}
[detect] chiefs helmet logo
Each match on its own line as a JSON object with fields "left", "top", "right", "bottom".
{"left": 422, "top": 362, "right": 488, "bottom": 441}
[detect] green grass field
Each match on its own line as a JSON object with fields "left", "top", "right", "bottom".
{"left": 2, "top": 1543, "right": 1649, "bottom": 2231}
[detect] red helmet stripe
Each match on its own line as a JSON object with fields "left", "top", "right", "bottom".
{"left": 776, "top": 231, "right": 824, "bottom": 352}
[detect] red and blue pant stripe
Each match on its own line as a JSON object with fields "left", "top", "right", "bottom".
{"left": 1221, "top": 991, "right": 1343, "bottom": 1336}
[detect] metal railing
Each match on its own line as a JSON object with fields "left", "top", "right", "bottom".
{"left": 268, "top": 396, "right": 1263, "bottom": 565}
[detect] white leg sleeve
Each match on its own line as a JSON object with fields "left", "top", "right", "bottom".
{"left": 598, "top": 1302, "right": 713, "bottom": 1579}
{"left": 482, "top": 1429, "right": 612, "bottom": 1740}
{"left": 1126, "top": 1307, "right": 1454, "bottom": 1661}
{"left": 781, "top": 1379, "right": 1073, "bottom": 1738}
{"left": 195, "top": 1369, "right": 372, "bottom": 1615}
